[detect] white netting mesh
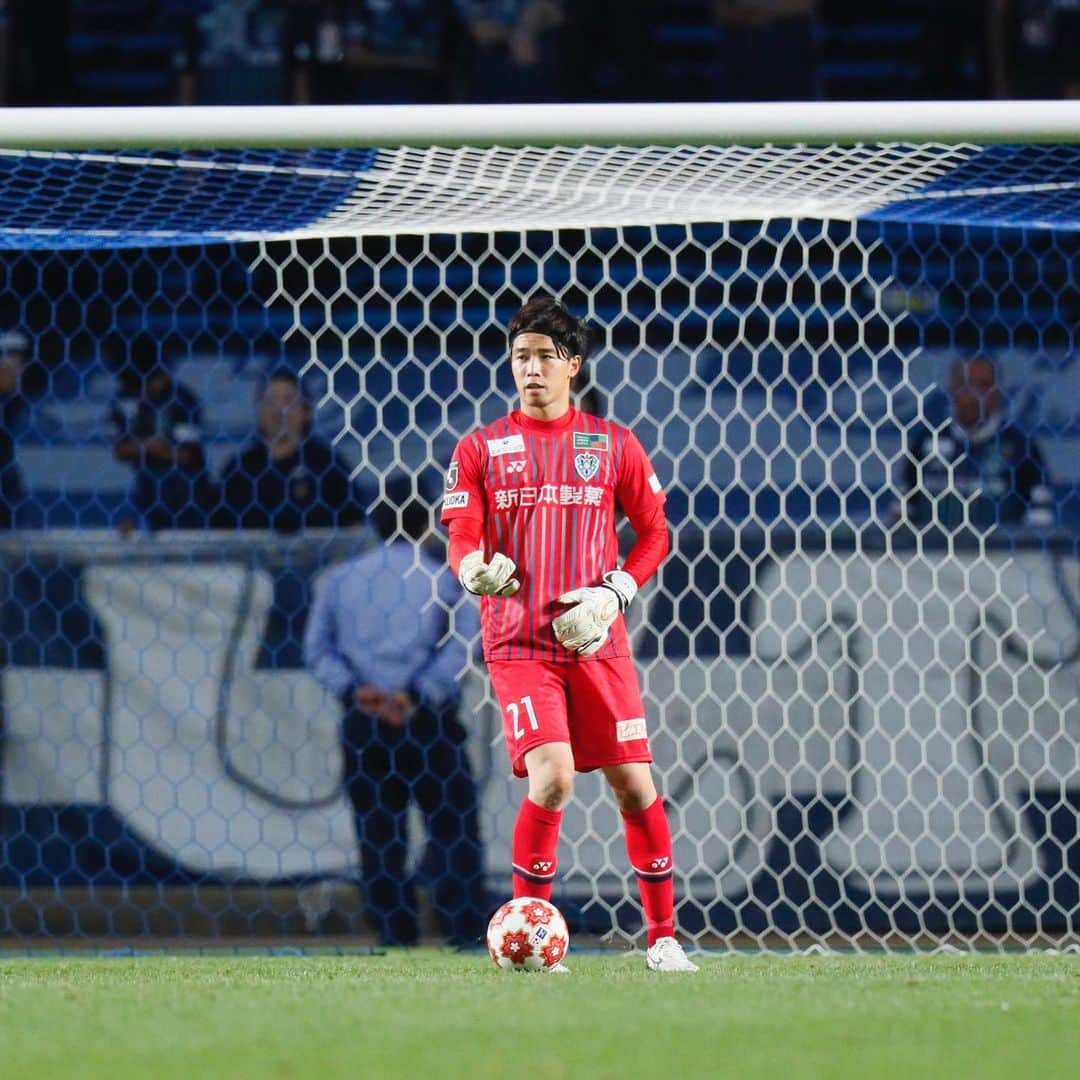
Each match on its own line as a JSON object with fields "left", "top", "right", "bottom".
{"left": 7, "top": 141, "right": 1080, "bottom": 245}
{"left": 0, "top": 132, "right": 1077, "bottom": 949}
{"left": 308, "top": 143, "right": 982, "bottom": 235}
{"left": 251, "top": 201, "right": 1079, "bottom": 949}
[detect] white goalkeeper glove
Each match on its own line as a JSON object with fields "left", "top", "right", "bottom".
{"left": 459, "top": 549, "right": 520, "bottom": 597}
{"left": 552, "top": 570, "right": 638, "bottom": 656}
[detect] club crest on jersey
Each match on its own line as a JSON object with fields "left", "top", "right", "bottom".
{"left": 445, "top": 462, "right": 459, "bottom": 491}
{"left": 574, "top": 452, "right": 600, "bottom": 482}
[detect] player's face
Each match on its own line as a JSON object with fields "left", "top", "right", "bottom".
{"left": 510, "top": 333, "right": 582, "bottom": 418}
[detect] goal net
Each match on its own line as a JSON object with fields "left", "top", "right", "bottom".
{"left": 1, "top": 103, "right": 1078, "bottom": 951}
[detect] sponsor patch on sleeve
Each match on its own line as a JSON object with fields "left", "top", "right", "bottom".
{"left": 442, "top": 492, "right": 470, "bottom": 510}
{"left": 616, "top": 718, "right": 648, "bottom": 742}
{"left": 648, "top": 473, "right": 662, "bottom": 494}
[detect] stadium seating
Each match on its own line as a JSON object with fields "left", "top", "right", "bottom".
{"left": 7, "top": 213, "right": 1077, "bottom": 530}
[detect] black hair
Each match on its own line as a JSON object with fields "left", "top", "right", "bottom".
{"left": 263, "top": 367, "right": 311, "bottom": 402}
{"left": 507, "top": 294, "right": 592, "bottom": 361}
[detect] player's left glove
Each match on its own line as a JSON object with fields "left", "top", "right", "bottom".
{"left": 552, "top": 570, "right": 638, "bottom": 656}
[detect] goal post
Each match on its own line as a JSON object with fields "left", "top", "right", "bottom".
{"left": 0, "top": 99, "right": 1078, "bottom": 148}
{"left": 0, "top": 102, "right": 1078, "bottom": 951}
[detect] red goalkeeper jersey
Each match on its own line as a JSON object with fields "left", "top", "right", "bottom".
{"left": 440, "top": 407, "right": 666, "bottom": 662}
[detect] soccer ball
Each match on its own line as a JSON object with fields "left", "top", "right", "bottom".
{"left": 486, "top": 897, "right": 569, "bottom": 971}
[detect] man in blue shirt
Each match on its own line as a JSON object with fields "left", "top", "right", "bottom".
{"left": 304, "top": 474, "right": 486, "bottom": 945}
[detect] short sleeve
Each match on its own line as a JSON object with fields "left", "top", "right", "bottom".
{"left": 616, "top": 429, "right": 665, "bottom": 523}
{"left": 440, "top": 434, "right": 485, "bottom": 523}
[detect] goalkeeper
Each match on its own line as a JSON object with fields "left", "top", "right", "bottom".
{"left": 440, "top": 294, "right": 697, "bottom": 973}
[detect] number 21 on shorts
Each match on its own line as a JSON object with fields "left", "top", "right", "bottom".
{"left": 506, "top": 695, "right": 539, "bottom": 741}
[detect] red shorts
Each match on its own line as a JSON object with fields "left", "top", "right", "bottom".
{"left": 487, "top": 656, "right": 653, "bottom": 778}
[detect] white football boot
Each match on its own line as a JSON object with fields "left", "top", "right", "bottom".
{"left": 546, "top": 961, "right": 571, "bottom": 974}
{"left": 645, "top": 936, "right": 699, "bottom": 973}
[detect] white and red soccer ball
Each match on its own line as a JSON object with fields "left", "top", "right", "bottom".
{"left": 486, "top": 897, "right": 569, "bottom": 971}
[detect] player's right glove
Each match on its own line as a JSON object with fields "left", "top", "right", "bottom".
{"left": 552, "top": 570, "right": 637, "bottom": 656}
{"left": 459, "top": 548, "right": 520, "bottom": 597}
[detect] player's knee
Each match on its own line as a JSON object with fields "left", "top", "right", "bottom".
{"left": 613, "top": 787, "right": 654, "bottom": 813}
{"left": 528, "top": 764, "right": 574, "bottom": 810}
{"left": 603, "top": 764, "right": 657, "bottom": 813}
{"left": 524, "top": 744, "right": 575, "bottom": 809}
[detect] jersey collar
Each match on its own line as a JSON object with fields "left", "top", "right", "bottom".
{"left": 510, "top": 406, "right": 579, "bottom": 434}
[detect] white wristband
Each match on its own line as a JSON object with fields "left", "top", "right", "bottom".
{"left": 601, "top": 569, "right": 637, "bottom": 612}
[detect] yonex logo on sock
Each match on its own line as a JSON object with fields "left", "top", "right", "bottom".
{"left": 650, "top": 857, "right": 670, "bottom": 870}
{"left": 533, "top": 860, "right": 553, "bottom": 872}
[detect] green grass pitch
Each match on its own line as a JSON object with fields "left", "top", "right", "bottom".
{"left": 0, "top": 951, "right": 1077, "bottom": 1078}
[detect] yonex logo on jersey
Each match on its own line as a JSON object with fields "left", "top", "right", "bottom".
{"left": 443, "top": 492, "right": 470, "bottom": 509}
{"left": 506, "top": 459, "right": 527, "bottom": 474}
{"left": 574, "top": 452, "right": 600, "bottom": 482}
{"left": 445, "top": 462, "right": 459, "bottom": 491}
{"left": 573, "top": 432, "right": 609, "bottom": 451}
{"left": 616, "top": 718, "right": 647, "bottom": 742}
{"left": 488, "top": 434, "right": 526, "bottom": 456}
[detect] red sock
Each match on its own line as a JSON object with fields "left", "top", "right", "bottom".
{"left": 511, "top": 798, "right": 562, "bottom": 900}
{"left": 622, "top": 797, "right": 675, "bottom": 946}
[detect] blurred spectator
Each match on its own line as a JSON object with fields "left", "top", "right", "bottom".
{"left": 303, "top": 473, "right": 486, "bottom": 945}
{"left": 455, "top": 0, "right": 565, "bottom": 103}
{"left": 889, "top": 356, "right": 1054, "bottom": 531}
{"left": 284, "top": 0, "right": 458, "bottom": 105}
{"left": 110, "top": 347, "right": 215, "bottom": 533}
{"left": 216, "top": 368, "right": 364, "bottom": 531}
{"left": 177, "top": 1, "right": 460, "bottom": 106}
{"left": 990, "top": 0, "right": 1080, "bottom": 99}
{"left": 709, "top": 1, "right": 820, "bottom": 102}
{"left": 175, "top": 0, "right": 290, "bottom": 105}
{"left": 281, "top": 0, "right": 355, "bottom": 104}
{"left": 0, "top": 329, "right": 30, "bottom": 527}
